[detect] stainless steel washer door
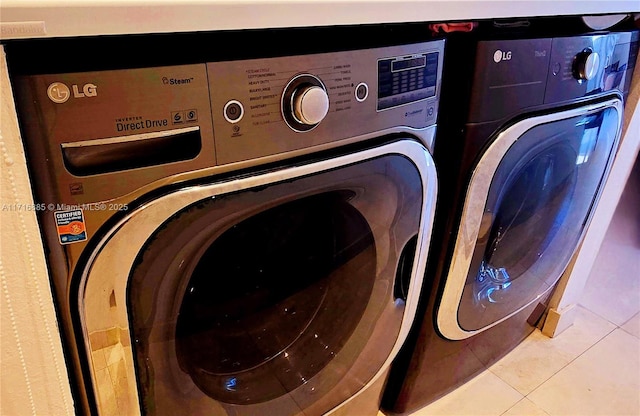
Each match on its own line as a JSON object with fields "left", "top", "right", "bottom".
{"left": 79, "top": 139, "right": 437, "bottom": 415}
{"left": 437, "top": 98, "right": 623, "bottom": 341}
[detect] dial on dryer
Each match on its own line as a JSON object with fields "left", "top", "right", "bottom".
{"left": 282, "top": 74, "right": 329, "bottom": 132}
{"left": 573, "top": 48, "right": 600, "bottom": 81}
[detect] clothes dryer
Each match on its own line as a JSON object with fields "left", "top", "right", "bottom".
{"left": 383, "top": 29, "right": 639, "bottom": 413}
{"left": 9, "top": 32, "right": 444, "bottom": 416}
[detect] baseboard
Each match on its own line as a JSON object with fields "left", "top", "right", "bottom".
{"left": 541, "top": 303, "right": 579, "bottom": 338}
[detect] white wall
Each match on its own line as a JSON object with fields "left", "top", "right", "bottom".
{"left": 0, "top": 45, "right": 75, "bottom": 415}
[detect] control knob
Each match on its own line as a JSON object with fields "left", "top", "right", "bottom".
{"left": 282, "top": 74, "right": 329, "bottom": 132}
{"left": 293, "top": 86, "right": 329, "bottom": 125}
{"left": 573, "top": 49, "right": 600, "bottom": 81}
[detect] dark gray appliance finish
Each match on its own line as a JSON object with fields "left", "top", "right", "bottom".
{"left": 9, "top": 30, "right": 444, "bottom": 416}
{"left": 383, "top": 29, "right": 638, "bottom": 414}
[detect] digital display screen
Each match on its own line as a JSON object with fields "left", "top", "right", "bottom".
{"left": 391, "top": 56, "right": 426, "bottom": 72}
{"left": 377, "top": 52, "right": 438, "bottom": 111}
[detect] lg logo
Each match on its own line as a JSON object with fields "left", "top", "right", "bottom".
{"left": 47, "top": 82, "right": 97, "bottom": 103}
{"left": 493, "top": 50, "right": 512, "bottom": 63}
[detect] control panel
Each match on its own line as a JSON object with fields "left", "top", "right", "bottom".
{"left": 14, "top": 40, "right": 444, "bottom": 204}
{"left": 545, "top": 31, "right": 638, "bottom": 103}
{"left": 468, "top": 31, "right": 638, "bottom": 123}
{"left": 208, "top": 41, "right": 444, "bottom": 165}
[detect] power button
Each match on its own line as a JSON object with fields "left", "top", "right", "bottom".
{"left": 224, "top": 100, "right": 244, "bottom": 123}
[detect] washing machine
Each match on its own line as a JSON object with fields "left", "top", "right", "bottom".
{"left": 383, "top": 28, "right": 639, "bottom": 413}
{"left": 9, "top": 29, "right": 444, "bottom": 416}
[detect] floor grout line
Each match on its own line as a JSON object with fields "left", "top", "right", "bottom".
{"left": 524, "top": 306, "right": 625, "bottom": 411}
{"left": 486, "top": 303, "right": 628, "bottom": 416}
{"left": 576, "top": 302, "right": 623, "bottom": 329}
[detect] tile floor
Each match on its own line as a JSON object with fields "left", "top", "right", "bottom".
{"left": 381, "top": 159, "right": 640, "bottom": 416}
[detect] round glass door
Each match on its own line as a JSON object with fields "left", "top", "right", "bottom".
{"left": 457, "top": 104, "right": 620, "bottom": 332}
{"left": 125, "top": 151, "right": 428, "bottom": 415}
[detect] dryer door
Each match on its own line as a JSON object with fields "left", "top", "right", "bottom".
{"left": 437, "top": 97, "right": 622, "bottom": 340}
{"left": 80, "top": 139, "right": 437, "bottom": 415}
